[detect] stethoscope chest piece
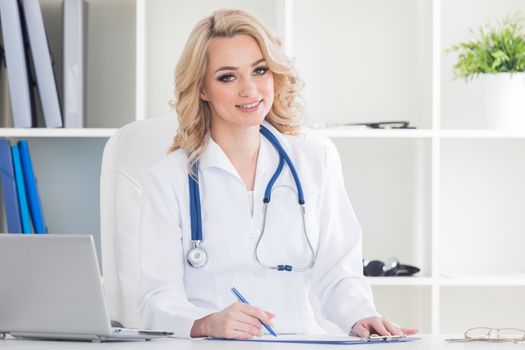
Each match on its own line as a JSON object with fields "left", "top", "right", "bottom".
{"left": 187, "top": 241, "right": 208, "bottom": 268}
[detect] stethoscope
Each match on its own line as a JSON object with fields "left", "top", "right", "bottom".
{"left": 186, "top": 125, "right": 318, "bottom": 272}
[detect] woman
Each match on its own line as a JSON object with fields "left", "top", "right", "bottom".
{"left": 138, "top": 9, "right": 417, "bottom": 339}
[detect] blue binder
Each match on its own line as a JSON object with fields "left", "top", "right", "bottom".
{"left": 0, "top": 140, "right": 22, "bottom": 233}
{"left": 18, "top": 140, "right": 47, "bottom": 234}
{"left": 11, "top": 144, "right": 32, "bottom": 233}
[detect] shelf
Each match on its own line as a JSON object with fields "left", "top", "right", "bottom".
{"left": 4, "top": 127, "right": 523, "bottom": 139}
{"left": 0, "top": 128, "right": 118, "bottom": 138}
{"left": 367, "top": 277, "right": 434, "bottom": 286}
{"left": 439, "top": 129, "right": 525, "bottom": 138}
{"left": 439, "top": 278, "right": 525, "bottom": 286}
{"left": 439, "top": 273, "right": 525, "bottom": 286}
{"left": 307, "top": 128, "right": 525, "bottom": 139}
{"left": 306, "top": 128, "right": 433, "bottom": 138}
{"left": 369, "top": 276, "right": 525, "bottom": 286}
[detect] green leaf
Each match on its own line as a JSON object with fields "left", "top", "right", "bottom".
{"left": 447, "top": 11, "right": 525, "bottom": 80}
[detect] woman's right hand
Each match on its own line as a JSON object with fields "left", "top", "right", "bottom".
{"left": 190, "top": 301, "right": 274, "bottom": 339}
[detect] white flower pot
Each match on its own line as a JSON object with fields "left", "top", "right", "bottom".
{"left": 470, "top": 73, "right": 525, "bottom": 130}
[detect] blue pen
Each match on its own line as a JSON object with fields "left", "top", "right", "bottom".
{"left": 230, "top": 286, "right": 277, "bottom": 337}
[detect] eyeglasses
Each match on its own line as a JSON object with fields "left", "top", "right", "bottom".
{"left": 446, "top": 327, "right": 525, "bottom": 343}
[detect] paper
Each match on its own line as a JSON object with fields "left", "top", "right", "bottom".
{"left": 208, "top": 333, "right": 420, "bottom": 345}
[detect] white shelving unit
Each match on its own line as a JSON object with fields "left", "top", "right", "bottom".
{"left": 291, "top": 0, "right": 525, "bottom": 334}
{"left": 0, "top": 0, "right": 134, "bottom": 256}
{"left": 2, "top": 0, "right": 523, "bottom": 335}
{"left": 0, "top": 129, "right": 117, "bottom": 138}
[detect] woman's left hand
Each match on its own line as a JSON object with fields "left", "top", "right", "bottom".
{"left": 351, "top": 316, "right": 418, "bottom": 338}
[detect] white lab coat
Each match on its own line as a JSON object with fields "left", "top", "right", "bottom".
{"left": 138, "top": 120, "right": 378, "bottom": 338}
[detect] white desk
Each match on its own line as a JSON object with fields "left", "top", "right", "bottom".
{"left": 0, "top": 335, "right": 521, "bottom": 349}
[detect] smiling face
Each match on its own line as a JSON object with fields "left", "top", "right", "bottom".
{"left": 200, "top": 34, "right": 275, "bottom": 131}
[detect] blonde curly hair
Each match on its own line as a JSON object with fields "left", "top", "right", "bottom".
{"left": 169, "top": 9, "right": 304, "bottom": 172}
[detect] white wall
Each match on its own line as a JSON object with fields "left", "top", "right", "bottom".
{"left": 293, "top": 0, "right": 433, "bottom": 129}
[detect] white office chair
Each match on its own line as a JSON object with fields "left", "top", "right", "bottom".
{"left": 100, "top": 117, "right": 178, "bottom": 328}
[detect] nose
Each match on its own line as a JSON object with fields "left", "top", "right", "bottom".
{"left": 239, "top": 77, "right": 257, "bottom": 97}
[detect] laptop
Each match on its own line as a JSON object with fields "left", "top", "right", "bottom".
{"left": 0, "top": 234, "right": 174, "bottom": 341}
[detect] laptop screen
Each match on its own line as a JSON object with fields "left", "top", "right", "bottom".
{"left": 0, "top": 234, "right": 114, "bottom": 337}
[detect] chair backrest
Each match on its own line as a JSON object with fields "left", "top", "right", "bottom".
{"left": 100, "top": 117, "right": 178, "bottom": 328}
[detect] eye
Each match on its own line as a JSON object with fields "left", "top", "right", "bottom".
{"left": 254, "top": 66, "right": 269, "bottom": 75}
{"left": 217, "top": 74, "right": 236, "bottom": 82}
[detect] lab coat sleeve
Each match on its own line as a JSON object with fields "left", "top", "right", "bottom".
{"left": 138, "top": 168, "right": 212, "bottom": 338}
{"left": 311, "top": 140, "right": 379, "bottom": 334}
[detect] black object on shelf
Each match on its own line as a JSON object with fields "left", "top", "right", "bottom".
{"left": 363, "top": 258, "right": 420, "bottom": 277}
{"left": 352, "top": 121, "right": 416, "bottom": 129}
{"left": 320, "top": 121, "right": 417, "bottom": 129}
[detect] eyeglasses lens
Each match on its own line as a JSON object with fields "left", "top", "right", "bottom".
{"left": 466, "top": 327, "right": 525, "bottom": 341}
{"left": 499, "top": 329, "right": 525, "bottom": 340}
{"left": 466, "top": 327, "right": 492, "bottom": 339}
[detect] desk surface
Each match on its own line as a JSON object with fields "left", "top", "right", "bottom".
{"left": 1, "top": 334, "right": 522, "bottom": 349}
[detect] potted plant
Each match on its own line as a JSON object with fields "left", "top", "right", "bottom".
{"left": 448, "top": 13, "right": 525, "bottom": 130}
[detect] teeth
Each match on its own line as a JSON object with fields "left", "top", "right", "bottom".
{"left": 238, "top": 100, "right": 261, "bottom": 109}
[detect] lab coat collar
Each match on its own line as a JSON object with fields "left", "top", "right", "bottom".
{"left": 198, "top": 135, "right": 239, "bottom": 177}
{"left": 197, "top": 120, "right": 288, "bottom": 185}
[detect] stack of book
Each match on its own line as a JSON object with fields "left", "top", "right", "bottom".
{"left": 0, "top": 0, "right": 86, "bottom": 128}
{"left": 0, "top": 139, "right": 47, "bottom": 233}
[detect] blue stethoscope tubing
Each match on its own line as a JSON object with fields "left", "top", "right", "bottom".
{"left": 187, "top": 125, "right": 317, "bottom": 272}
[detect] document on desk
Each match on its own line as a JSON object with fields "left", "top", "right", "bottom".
{"left": 208, "top": 334, "right": 420, "bottom": 345}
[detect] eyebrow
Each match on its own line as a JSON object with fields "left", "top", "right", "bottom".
{"left": 213, "top": 58, "right": 266, "bottom": 74}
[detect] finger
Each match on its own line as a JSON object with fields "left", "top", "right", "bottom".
{"left": 230, "top": 319, "right": 263, "bottom": 337}
{"left": 383, "top": 319, "right": 404, "bottom": 337}
{"left": 351, "top": 322, "right": 370, "bottom": 337}
{"left": 370, "top": 318, "right": 391, "bottom": 336}
{"left": 402, "top": 328, "right": 419, "bottom": 336}
{"left": 239, "top": 303, "right": 273, "bottom": 324}
{"left": 263, "top": 311, "right": 275, "bottom": 319}
{"left": 263, "top": 311, "right": 275, "bottom": 326}
{"left": 234, "top": 311, "right": 263, "bottom": 329}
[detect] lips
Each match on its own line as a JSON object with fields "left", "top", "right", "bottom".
{"left": 236, "top": 99, "right": 262, "bottom": 109}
